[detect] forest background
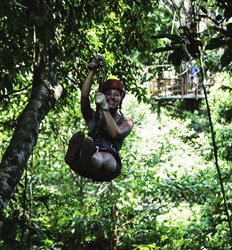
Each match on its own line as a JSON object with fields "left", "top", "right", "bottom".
{"left": 1, "top": 0, "right": 232, "bottom": 249}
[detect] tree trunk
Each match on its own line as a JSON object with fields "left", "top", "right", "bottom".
{"left": 0, "top": 63, "right": 62, "bottom": 213}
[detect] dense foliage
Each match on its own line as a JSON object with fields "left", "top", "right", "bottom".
{"left": 2, "top": 85, "right": 232, "bottom": 249}
{"left": 1, "top": 0, "right": 232, "bottom": 249}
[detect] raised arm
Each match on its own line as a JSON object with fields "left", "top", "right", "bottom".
{"left": 81, "top": 64, "right": 97, "bottom": 126}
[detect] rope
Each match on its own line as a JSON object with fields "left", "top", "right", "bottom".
{"left": 188, "top": 2, "right": 232, "bottom": 244}
{"left": 67, "top": 15, "right": 108, "bottom": 93}
{"left": 95, "top": 56, "right": 108, "bottom": 90}
{"left": 67, "top": 2, "right": 108, "bottom": 85}
{"left": 199, "top": 55, "right": 232, "bottom": 247}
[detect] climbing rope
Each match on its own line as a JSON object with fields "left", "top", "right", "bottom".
{"left": 186, "top": 1, "right": 232, "bottom": 244}
{"left": 199, "top": 50, "right": 232, "bottom": 247}
{"left": 95, "top": 55, "right": 108, "bottom": 90}
{"left": 67, "top": 1, "right": 108, "bottom": 85}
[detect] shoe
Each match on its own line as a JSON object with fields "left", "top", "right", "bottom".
{"left": 80, "top": 136, "right": 95, "bottom": 166}
{"left": 65, "top": 131, "right": 85, "bottom": 165}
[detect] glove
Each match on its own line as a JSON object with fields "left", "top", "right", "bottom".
{"left": 88, "top": 60, "right": 98, "bottom": 70}
{"left": 95, "top": 92, "right": 109, "bottom": 111}
{"left": 88, "top": 55, "right": 105, "bottom": 70}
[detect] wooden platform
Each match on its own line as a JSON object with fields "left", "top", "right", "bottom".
{"left": 149, "top": 77, "right": 214, "bottom": 100}
{"left": 152, "top": 94, "right": 205, "bottom": 100}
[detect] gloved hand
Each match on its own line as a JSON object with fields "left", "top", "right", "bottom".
{"left": 95, "top": 92, "right": 109, "bottom": 111}
{"left": 88, "top": 59, "right": 98, "bottom": 70}
{"left": 88, "top": 55, "right": 105, "bottom": 70}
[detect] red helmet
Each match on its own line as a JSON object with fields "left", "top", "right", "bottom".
{"left": 101, "top": 79, "right": 125, "bottom": 95}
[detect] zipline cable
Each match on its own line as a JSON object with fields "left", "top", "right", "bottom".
{"left": 199, "top": 55, "right": 232, "bottom": 247}
{"left": 189, "top": 1, "right": 232, "bottom": 244}
{"left": 67, "top": 2, "right": 108, "bottom": 86}
{"left": 69, "top": 21, "right": 108, "bottom": 88}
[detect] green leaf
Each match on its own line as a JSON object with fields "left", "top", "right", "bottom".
{"left": 205, "top": 38, "right": 226, "bottom": 50}
{"left": 186, "top": 40, "right": 200, "bottom": 58}
{"left": 168, "top": 46, "right": 185, "bottom": 66}
{"left": 224, "top": 6, "right": 232, "bottom": 19}
{"left": 153, "top": 46, "right": 175, "bottom": 53}
{"left": 212, "top": 26, "right": 229, "bottom": 37}
{"left": 215, "top": 15, "right": 223, "bottom": 21}
{"left": 227, "top": 23, "right": 232, "bottom": 37}
{"left": 200, "top": 6, "right": 208, "bottom": 14}
{"left": 221, "top": 47, "right": 232, "bottom": 66}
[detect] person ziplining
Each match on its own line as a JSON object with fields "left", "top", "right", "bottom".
{"left": 65, "top": 55, "right": 134, "bottom": 182}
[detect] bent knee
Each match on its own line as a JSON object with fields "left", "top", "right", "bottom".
{"left": 90, "top": 153, "right": 103, "bottom": 169}
{"left": 91, "top": 152, "right": 117, "bottom": 170}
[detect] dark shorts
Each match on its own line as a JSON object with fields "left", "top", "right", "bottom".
{"left": 73, "top": 145, "right": 122, "bottom": 182}
{"left": 90, "top": 145, "right": 122, "bottom": 182}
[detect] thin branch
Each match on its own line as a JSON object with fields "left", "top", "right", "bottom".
{"left": 0, "top": 85, "right": 32, "bottom": 101}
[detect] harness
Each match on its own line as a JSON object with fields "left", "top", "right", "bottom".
{"left": 88, "top": 115, "right": 125, "bottom": 155}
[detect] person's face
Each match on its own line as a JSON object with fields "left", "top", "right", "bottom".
{"left": 105, "top": 89, "right": 122, "bottom": 109}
